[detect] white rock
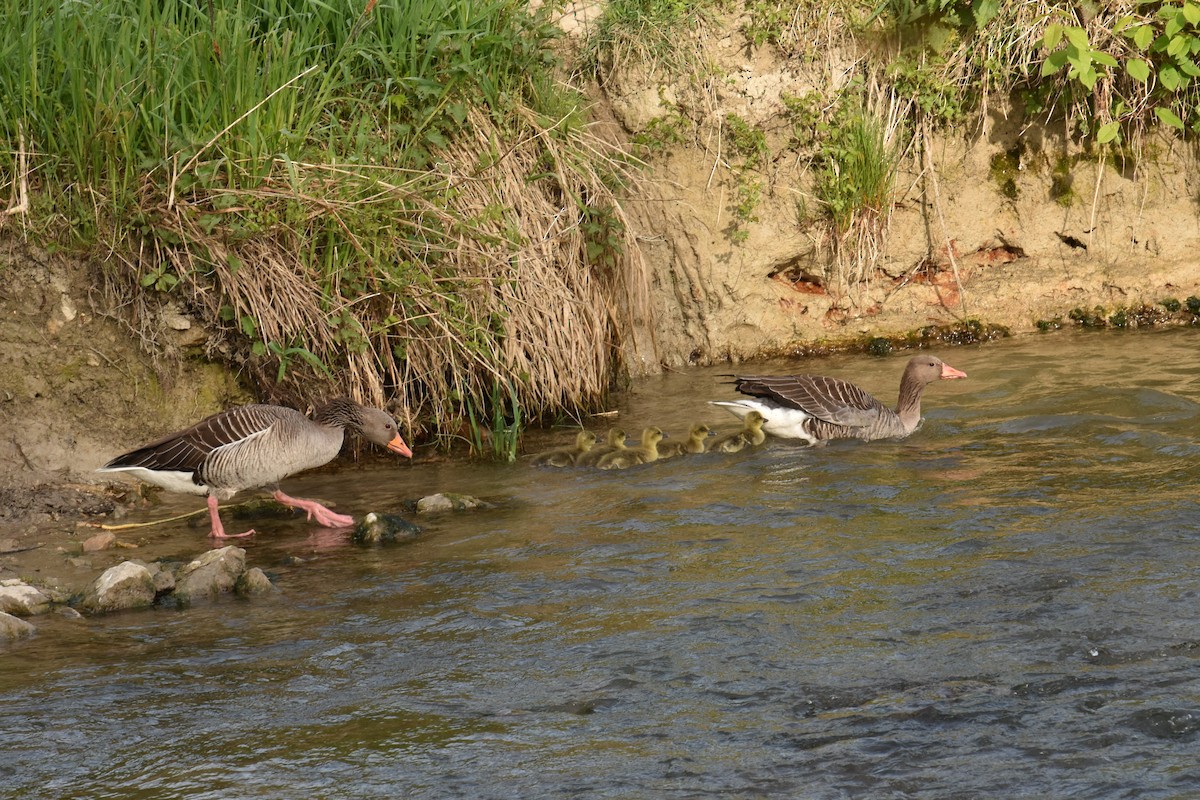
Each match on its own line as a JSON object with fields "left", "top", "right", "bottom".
{"left": 79, "top": 561, "right": 156, "bottom": 614}
{"left": 0, "top": 611, "right": 35, "bottom": 641}
{"left": 0, "top": 582, "right": 51, "bottom": 616}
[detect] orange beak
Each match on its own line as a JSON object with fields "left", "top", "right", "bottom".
{"left": 941, "top": 363, "right": 967, "bottom": 380}
{"left": 387, "top": 434, "right": 413, "bottom": 458}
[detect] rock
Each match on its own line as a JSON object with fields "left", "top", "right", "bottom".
{"left": 353, "top": 512, "right": 422, "bottom": 545}
{"left": 82, "top": 531, "right": 116, "bottom": 552}
{"left": 128, "top": 559, "right": 176, "bottom": 595}
{"left": 173, "top": 546, "right": 246, "bottom": 604}
{"left": 79, "top": 561, "right": 156, "bottom": 614}
{"left": 0, "top": 611, "right": 35, "bottom": 641}
{"left": 415, "top": 492, "right": 491, "bottom": 514}
{"left": 235, "top": 568, "right": 275, "bottom": 596}
{"left": 57, "top": 606, "right": 84, "bottom": 620}
{"left": 0, "top": 580, "right": 52, "bottom": 616}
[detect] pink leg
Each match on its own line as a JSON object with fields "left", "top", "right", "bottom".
{"left": 272, "top": 490, "right": 354, "bottom": 529}
{"left": 207, "top": 495, "right": 255, "bottom": 539}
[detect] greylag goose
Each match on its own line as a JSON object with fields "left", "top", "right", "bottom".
{"left": 575, "top": 428, "right": 628, "bottom": 467}
{"left": 530, "top": 430, "right": 596, "bottom": 467}
{"left": 658, "top": 423, "right": 712, "bottom": 458}
{"left": 710, "top": 411, "right": 768, "bottom": 453}
{"left": 711, "top": 354, "right": 966, "bottom": 445}
{"left": 598, "top": 427, "right": 664, "bottom": 469}
{"left": 98, "top": 398, "right": 412, "bottom": 538}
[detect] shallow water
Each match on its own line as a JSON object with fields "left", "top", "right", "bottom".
{"left": 4, "top": 329, "right": 1200, "bottom": 799}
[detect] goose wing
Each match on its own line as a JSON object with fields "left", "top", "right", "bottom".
{"left": 733, "top": 375, "right": 886, "bottom": 429}
{"left": 101, "top": 405, "right": 290, "bottom": 474}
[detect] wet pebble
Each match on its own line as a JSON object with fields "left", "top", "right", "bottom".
{"left": 0, "top": 580, "right": 52, "bottom": 616}
{"left": 81, "top": 531, "right": 116, "bottom": 552}
{"left": 353, "top": 512, "right": 422, "bottom": 545}
{"left": 173, "top": 546, "right": 246, "bottom": 605}
{"left": 78, "top": 561, "right": 156, "bottom": 614}
{"left": 0, "top": 611, "right": 35, "bottom": 641}
{"left": 235, "top": 567, "right": 276, "bottom": 596}
{"left": 415, "top": 492, "right": 490, "bottom": 513}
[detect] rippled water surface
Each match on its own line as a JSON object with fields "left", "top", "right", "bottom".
{"left": 4, "top": 330, "right": 1200, "bottom": 799}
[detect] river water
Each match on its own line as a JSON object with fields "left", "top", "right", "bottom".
{"left": 3, "top": 329, "right": 1200, "bottom": 799}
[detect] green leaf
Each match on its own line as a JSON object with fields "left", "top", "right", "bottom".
{"left": 1042, "top": 23, "right": 1064, "bottom": 50}
{"left": 1166, "top": 14, "right": 1183, "bottom": 37}
{"left": 1096, "top": 121, "right": 1120, "bottom": 143}
{"left": 140, "top": 273, "right": 157, "bottom": 288}
{"left": 1133, "top": 24, "right": 1155, "bottom": 50}
{"left": 251, "top": 341, "right": 267, "bottom": 357}
{"left": 1065, "top": 26, "right": 1091, "bottom": 50}
{"left": 227, "top": 254, "right": 243, "bottom": 276}
{"left": 1180, "top": 56, "right": 1200, "bottom": 77}
{"left": 1127, "top": 58, "right": 1151, "bottom": 82}
{"left": 1186, "top": 2, "right": 1200, "bottom": 25}
{"left": 1169, "top": 34, "right": 1189, "bottom": 57}
{"left": 971, "top": 0, "right": 1000, "bottom": 27}
{"left": 1155, "top": 106, "right": 1185, "bottom": 129}
{"left": 1092, "top": 51, "right": 1118, "bottom": 68}
{"left": 1079, "top": 66, "right": 1098, "bottom": 90}
{"left": 240, "top": 314, "right": 257, "bottom": 337}
{"left": 1042, "top": 50, "right": 1070, "bottom": 76}
{"left": 1161, "top": 64, "right": 1183, "bottom": 90}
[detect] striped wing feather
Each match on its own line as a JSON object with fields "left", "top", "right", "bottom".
{"left": 734, "top": 375, "right": 885, "bottom": 429}
{"left": 102, "top": 405, "right": 292, "bottom": 474}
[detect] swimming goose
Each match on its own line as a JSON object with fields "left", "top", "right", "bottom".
{"left": 597, "top": 427, "right": 664, "bottom": 469}
{"left": 530, "top": 430, "right": 596, "bottom": 467}
{"left": 98, "top": 398, "right": 413, "bottom": 538}
{"left": 711, "top": 354, "right": 966, "bottom": 445}
{"left": 710, "top": 411, "right": 768, "bottom": 453}
{"left": 575, "top": 428, "right": 628, "bottom": 467}
{"left": 657, "top": 423, "right": 712, "bottom": 458}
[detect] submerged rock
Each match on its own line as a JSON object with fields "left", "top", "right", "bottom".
{"left": 415, "top": 492, "right": 491, "bottom": 514}
{"left": 353, "top": 512, "right": 422, "bottom": 545}
{"left": 81, "top": 531, "right": 116, "bottom": 552}
{"left": 79, "top": 561, "right": 156, "bottom": 613}
{"left": 0, "top": 579, "right": 51, "bottom": 616}
{"left": 0, "top": 611, "right": 35, "bottom": 642}
{"left": 173, "top": 545, "right": 247, "bottom": 604}
{"left": 235, "top": 567, "right": 275, "bottom": 596}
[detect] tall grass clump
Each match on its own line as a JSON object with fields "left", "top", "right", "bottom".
{"left": 0, "top": 0, "right": 651, "bottom": 448}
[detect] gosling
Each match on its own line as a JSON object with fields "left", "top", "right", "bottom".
{"left": 710, "top": 411, "right": 767, "bottom": 454}
{"left": 576, "top": 428, "right": 628, "bottom": 467}
{"left": 657, "top": 423, "right": 712, "bottom": 458}
{"left": 598, "top": 427, "right": 664, "bottom": 469}
{"left": 530, "top": 430, "right": 596, "bottom": 467}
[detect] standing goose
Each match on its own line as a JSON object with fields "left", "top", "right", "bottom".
{"left": 711, "top": 354, "right": 966, "bottom": 445}
{"left": 98, "top": 398, "right": 413, "bottom": 538}
{"left": 658, "top": 423, "right": 712, "bottom": 458}
{"left": 597, "top": 427, "right": 664, "bottom": 470}
{"left": 709, "top": 411, "right": 768, "bottom": 453}
{"left": 575, "top": 428, "right": 628, "bottom": 467}
{"left": 530, "top": 430, "right": 596, "bottom": 467}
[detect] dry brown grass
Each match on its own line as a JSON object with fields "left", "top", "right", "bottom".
{"left": 104, "top": 108, "right": 652, "bottom": 440}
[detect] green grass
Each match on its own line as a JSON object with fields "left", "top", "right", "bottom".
{"left": 0, "top": 0, "right": 644, "bottom": 447}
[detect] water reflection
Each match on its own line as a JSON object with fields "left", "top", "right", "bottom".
{"left": 4, "top": 329, "right": 1200, "bottom": 798}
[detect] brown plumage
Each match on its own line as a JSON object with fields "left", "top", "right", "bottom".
{"left": 530, "top": 430, "right": 596, "bottom": 467}
{"left": 657, "top": 423, "right": 712, "bottom": 458}
{"left": 98, "top": 398, "right": 412, "bottom": 538}
{"left": 597, "top": 427, "right": 664, "bottom": 469}
{"left": 575, "top": 428, "right": 628, "bottom": 467}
